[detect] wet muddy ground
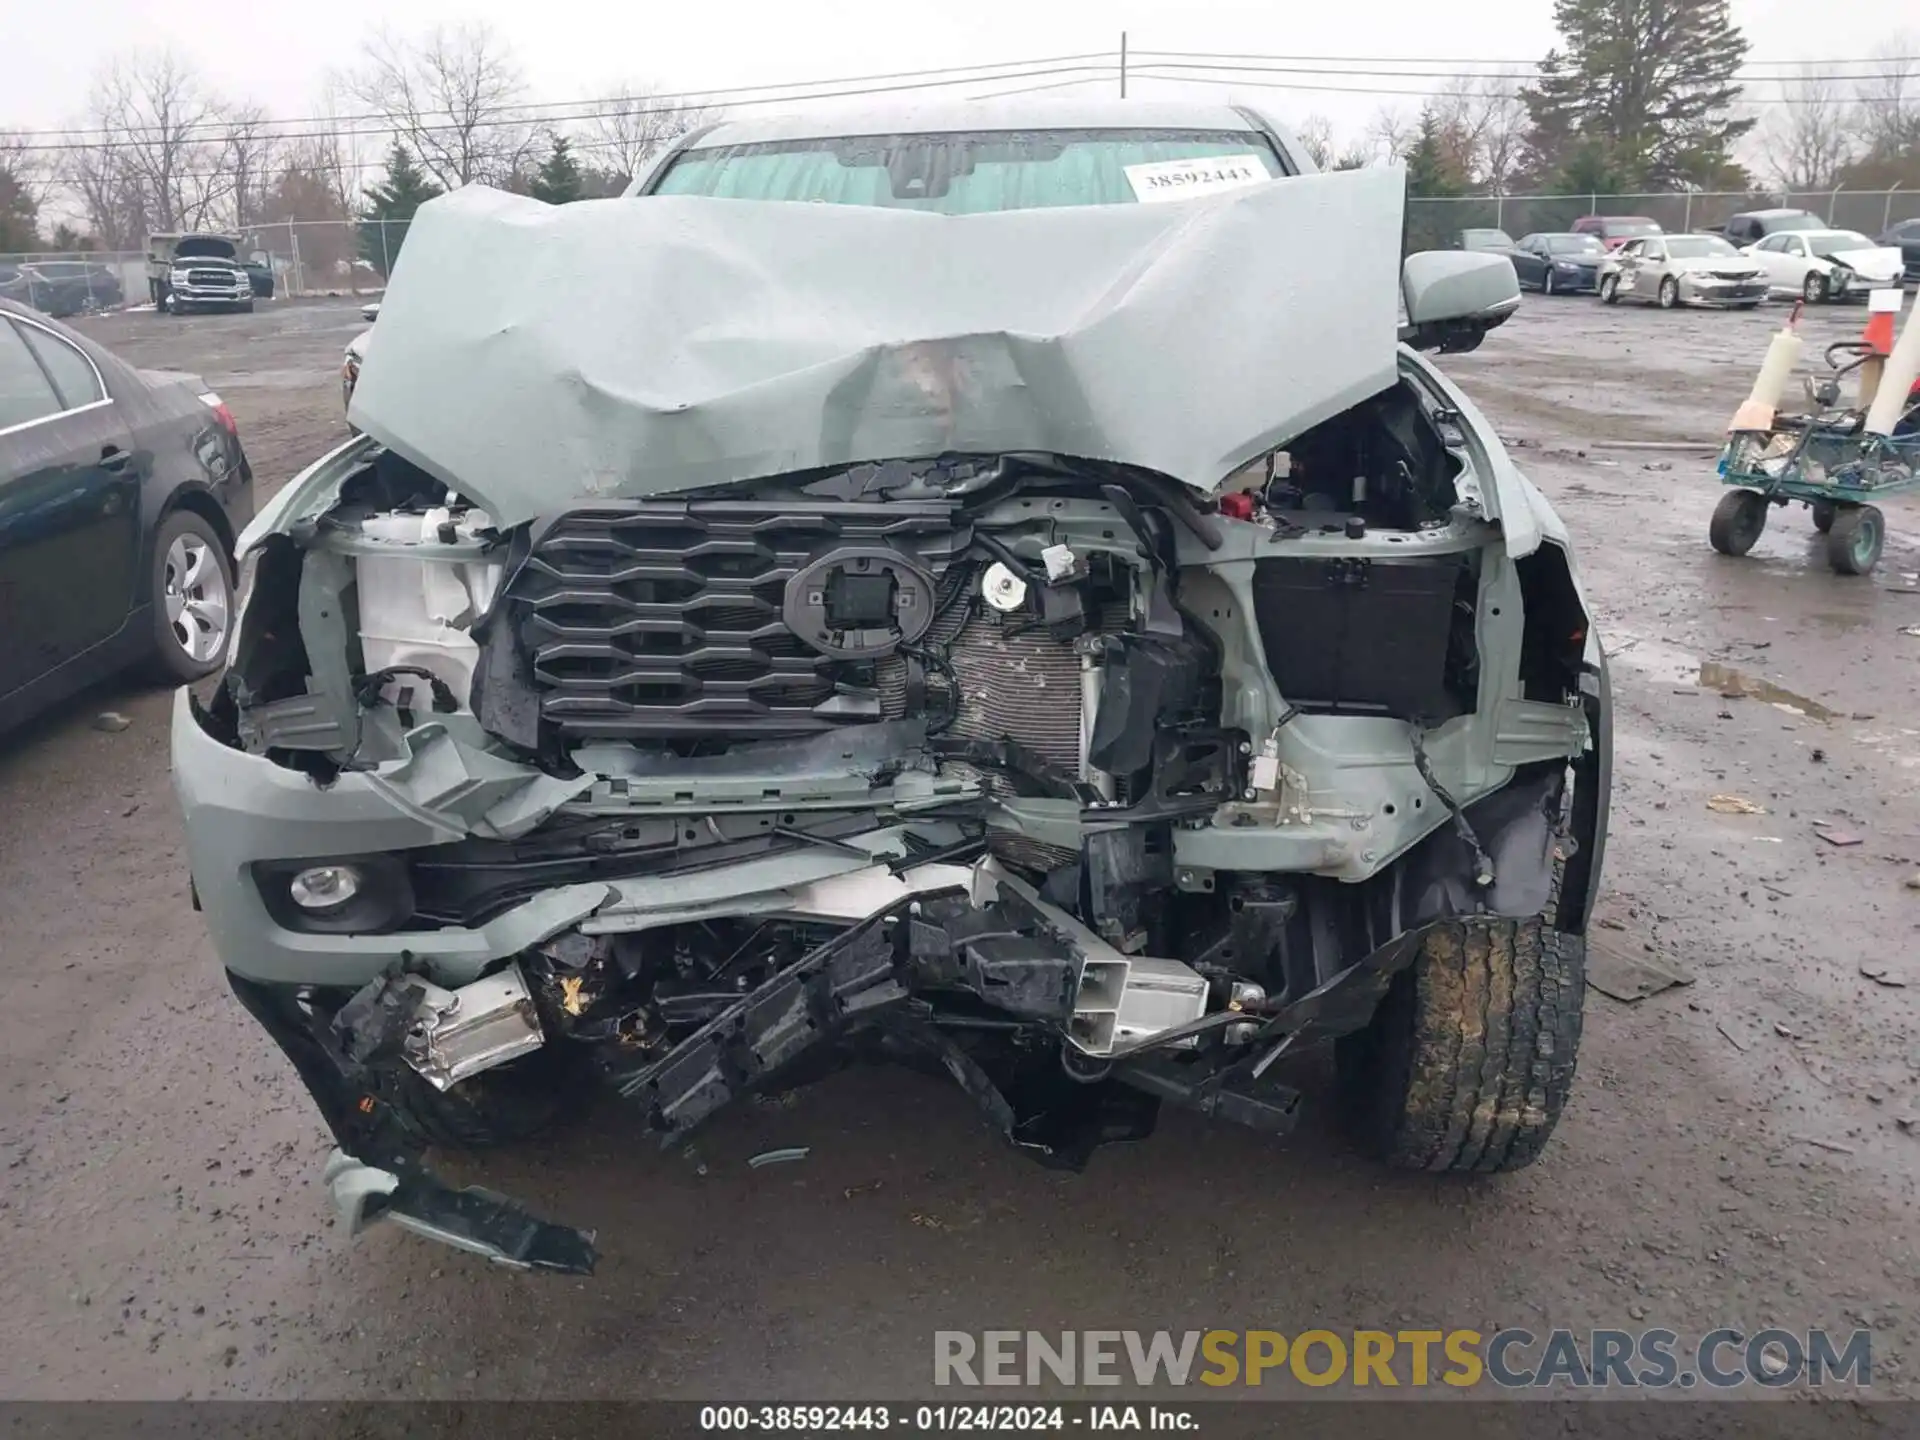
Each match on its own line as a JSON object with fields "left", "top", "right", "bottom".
{"left": 2, "top": 295, "right": 1917, "bottom": 1401}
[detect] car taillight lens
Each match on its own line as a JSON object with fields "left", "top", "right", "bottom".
{"left": 198, "top": 390, "right": 238, "bottom": 434}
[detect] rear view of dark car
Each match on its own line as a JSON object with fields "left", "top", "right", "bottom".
{"left": 0, "top": 297, "right": 254, "bottom": 733}
{"left": 13, "top": 261, "right": 125, "bottom": 317}
{"left": 1881, "top": 218, "right": 1920, "bottom": 282}
{"left": 1510, "top": 232, "right": 1607, "bottom": 294}
{"left": 1571, "top": 215, "right": 1662, "bottom": 250}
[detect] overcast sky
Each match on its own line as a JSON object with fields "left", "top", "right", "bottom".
{"left": 4, "top": 0, "right": 1914, "bottom": 144}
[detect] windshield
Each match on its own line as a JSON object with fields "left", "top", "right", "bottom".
{"left": 1461, "top": 229, "right": 1513, "bottom": 249}
{"left": 1762, "top": 214, "right": 1822, "bottom": 232}
{"left": 1547, "top": 235, "right": 1604, "bottom": 254}
{"left": 1806, "top": 231, "right": 1872, "bottom": 251}
{"left": 651, "top": 128, "right": 1289, "bottom": 213}
{"left": 1605, "top": 218, "right": 1660, "bottom": 237}
{"left": 1666, "top": 236, "right": 1739, "bottom": 258}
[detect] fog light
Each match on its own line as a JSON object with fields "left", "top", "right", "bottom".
{"left": 290, "top": 865, "right": 362, "bottom": 910}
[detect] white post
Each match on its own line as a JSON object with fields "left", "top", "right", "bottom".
{"left": 291, "top": 229, "right": 302, "bottom": 298}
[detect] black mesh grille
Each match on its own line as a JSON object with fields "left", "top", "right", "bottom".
{"left": 508, "top": 499, "right": 966, "bottom": 738}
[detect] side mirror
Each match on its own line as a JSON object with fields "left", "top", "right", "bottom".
{"left": 1399, "top": 250, "right": 1521, "bottom": 354}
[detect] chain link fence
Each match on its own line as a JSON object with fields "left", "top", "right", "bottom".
{"left": 1406, "top": 189, "right": 1920, "bottom": 253}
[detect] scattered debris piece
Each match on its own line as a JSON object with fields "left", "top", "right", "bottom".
{"left": 1897, "top": 1116, "right": 1915, "bottom": 1134}
{"left": 1788, "top": 1134, "right": 1855, "bottom": 1155}
{"left": 1906, "top": 873, "right": 1920, "bottom": 891}
{"left": 1814, "top": 826, "right": 1864, "bottom": 847}
{"left": 1810, "top": 748, "right": 1826, "bottom": 763}
{"left": 1715, "top": 1022, "right": 1751, "bottom": 1053}
{"left": 1708, "top": 794, "right": 1766, "bottom": 815}
{"left": 1900, "top": 626, "right": 1920, "bottom": 638}
{"left": 92, "top": 712, "right": 131, "bottom": 733}
{"left": 842, "top": 1180, "right": 884, "bottom": 1199}
{"left": 1587, "top": 936, "right": 1695, "bottom": 1002}
{"left": 1774, "top": 1021, "right": 1799, "bottom": 1039}
{"left": 1597, "top": 916, "right": 1627, "bottom": 930}
{"left": 748, "top": 1147, "right": 811, "bottom": 1169}
{"left": 1859, "top": 962, "right": 1909, "bottom": 988}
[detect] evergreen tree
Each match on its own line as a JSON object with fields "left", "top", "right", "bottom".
{"left": 1405, "top": 110, "right": 1468, "bottom": 198}
{"left": 359, "top": 143, "right": 443, "bottom": 277}
{"left": 529, "top": 134, "right": 583, "bottom": 205}
{"left": 0, "top": 162, "right": 40, "bottom": 253}
{"left": 1519, "top": 0, "right": 1752, "bottom": 191}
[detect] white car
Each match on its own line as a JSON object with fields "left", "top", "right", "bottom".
{"left": 1743, "top": 229, "right": 1906, "bottom": 303}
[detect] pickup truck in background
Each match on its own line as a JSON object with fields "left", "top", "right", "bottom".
{"left": 146, "top": 233, "right": 274, "bottom": 314}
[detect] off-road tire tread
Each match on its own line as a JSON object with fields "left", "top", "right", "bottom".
{"left": 1344, "top": 916, "right": 1585, "bottom": 1173}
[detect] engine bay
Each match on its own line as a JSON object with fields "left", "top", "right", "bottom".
{"left": 189, "top": 368, "right": 1604, "bottom": 1269}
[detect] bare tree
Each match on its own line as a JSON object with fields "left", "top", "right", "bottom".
{"left": 1368, "top": 105, "right": 1417, "bottom": 163}
{"left": 217, "top": 103, "right": 280, "bottom": 229}
{"left": 582, "top": 83, "right": 715, "bottom": 187}
{"left": 1758, "top": 67, "right": 1856, "bottom": 190}
{"left": 1293, "top": 113, "right": 1337, "bottom": 170}
{"left": 82, "top": 51, "right": 232, "bottom": 232}
{"left": 348, "top": 24, "right": 533, "bottom": 189}
{"left": 1852, "top": 33, "right": 1920, "bottom": 159}
{"left": 296, "top": 76, "right": 372, "bottom": 221}
{"left": 1428, "top": 71, "right": 1530, "bottom": 192}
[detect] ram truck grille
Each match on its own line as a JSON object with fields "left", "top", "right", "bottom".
{"left": 507, "top": 501, "right": 966, "bottom": 738}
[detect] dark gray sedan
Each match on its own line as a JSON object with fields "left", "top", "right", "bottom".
{"left": 0, "top": 298, "right": 254, "bottom": 732}
{"left": 1509, "top": 232, "right": 1608, "bottom": 294}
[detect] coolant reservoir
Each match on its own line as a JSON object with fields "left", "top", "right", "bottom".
{"left": 355, "top": 508, "right": 501, "bottom": 709}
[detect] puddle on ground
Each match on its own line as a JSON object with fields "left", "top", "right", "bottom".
{"left": 1696, "top": 660, "right": 1836, "bottom": 720}
{"left": 1607, "top": 634, "right": 1837, "bottom": 721}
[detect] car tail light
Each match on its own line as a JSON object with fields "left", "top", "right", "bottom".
{"left": 198, "top": 390, "right": 238, "bottom": 434}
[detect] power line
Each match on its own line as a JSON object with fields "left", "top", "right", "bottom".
{"left": 1130, "top": 57, "right": 1920, "bottom": 84}
{"left": 1123, "top": 68, "right": 1909, "bottom": 104}
{"left": 10, "top": 52, "right": 1114, "bottom": 147}
{"left": 1134, "top": 48, "right": 1920, "bottom": 70}
{"left": 16, "top": 46, "right": 1917, "bottom": 151}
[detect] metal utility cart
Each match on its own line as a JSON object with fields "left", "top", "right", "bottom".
{"left": 1711, "top": 340, "right": 1920, "bottom": 577}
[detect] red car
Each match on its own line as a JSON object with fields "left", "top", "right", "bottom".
{"left": 1571, "top": 215, "right": 1663, "bottom": 251}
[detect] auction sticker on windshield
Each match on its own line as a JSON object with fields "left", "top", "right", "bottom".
{"left": 1123, "top": 155, "right": 1268, "bottom": 203}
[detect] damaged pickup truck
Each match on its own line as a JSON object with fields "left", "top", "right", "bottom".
{"left": 173, "top": 102, "right": 1610, "bottom": 1275}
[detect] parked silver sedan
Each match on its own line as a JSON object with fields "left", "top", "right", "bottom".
{"left": 1597, "top": 234, "right": 1768, "bottom": 310}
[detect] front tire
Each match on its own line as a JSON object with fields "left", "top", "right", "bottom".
{"left": 1598, "top": 274, "right": 1620, "bottom": 305}
{"left": 1827, "top": 504, "right": 1884, "bottom": 576}
{"left": 1804, "top": 271, "right": 1830, "bottom": 304}
{"left": 1658, "top": 276, "right": 1680, "bottom": 309}
{"left": 1543, "top": 269, "right": 1557, "bottom": 296}
{"left": 1338, "top": 917, "right": 1585, "bottom": 1173}
{"left": 148, "top": 510, "right": 234, "bottom": 683}
{"left": 1709, "top": 489, "right": 1768, "bottom": 556}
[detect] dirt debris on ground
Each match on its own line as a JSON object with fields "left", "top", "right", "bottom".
{"left": 0, "top": 297, "right": 1916, "bottom": 1400}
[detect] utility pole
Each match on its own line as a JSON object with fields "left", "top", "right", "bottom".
{"left": 1120, "top": 31, "right": 1128, "bottom": 98}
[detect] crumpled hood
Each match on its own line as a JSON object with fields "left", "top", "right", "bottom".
{"left": 1816, "top": 245, "right": 1903, "bottom": 277}
{"left": 350, "top": 172, "right": 1406, "bottom": 526}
